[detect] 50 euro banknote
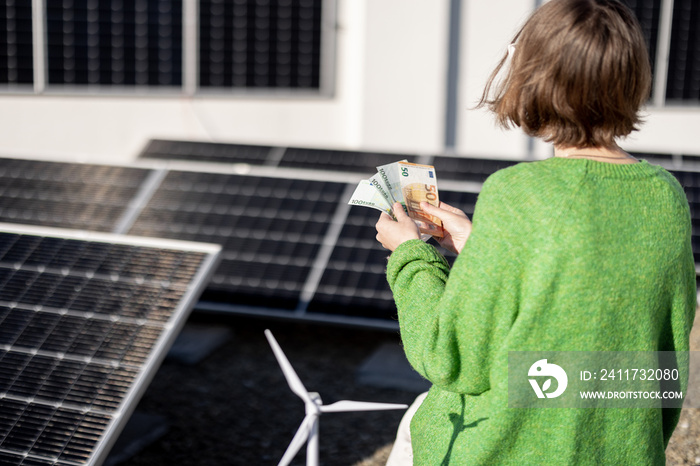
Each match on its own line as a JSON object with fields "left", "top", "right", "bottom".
{"left": 348, "top": 161, "right": 444, "bottom": 237}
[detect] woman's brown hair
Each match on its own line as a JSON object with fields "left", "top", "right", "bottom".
{"left": 478, "top": 0, "right": 652, "bottom": 148}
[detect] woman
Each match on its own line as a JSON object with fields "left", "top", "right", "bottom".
{"left": 375, "top": 0, "right": 696, "bottom": 464}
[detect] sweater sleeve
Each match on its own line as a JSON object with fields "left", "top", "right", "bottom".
{"left": 387, "top": 174, "right": 522, "bottom": 394}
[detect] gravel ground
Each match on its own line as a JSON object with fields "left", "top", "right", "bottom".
{"left": 121, "top": 316, "right": 417, "bottom": 466}
{"left": 667, "top": 310, "right": 700, "bottom": 466}
{"left": 119, "top": 310, "right": 700, "bottom": 466}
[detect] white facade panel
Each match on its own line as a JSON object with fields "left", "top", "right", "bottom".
{"left": 360, "top": 0, "right": 449, "bottom": 155}
{"left": 456, "top": 0, "right": 534, "bottom": 159}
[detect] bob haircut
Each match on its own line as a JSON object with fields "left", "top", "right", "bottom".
{"left": 479, "top": 0, "right": 652, "bottom": 148}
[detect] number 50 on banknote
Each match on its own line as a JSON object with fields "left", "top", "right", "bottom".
{"left": 348, "top": 160, "right": 444, "bottom": 238}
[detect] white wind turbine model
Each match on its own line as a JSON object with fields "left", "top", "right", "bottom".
{"left": 264, "top": 329, "right": 408, "bottom": 466}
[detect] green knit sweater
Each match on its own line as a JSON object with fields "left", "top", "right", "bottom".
{"left": 387, "top": 157, "right": 697, "bottom": 465}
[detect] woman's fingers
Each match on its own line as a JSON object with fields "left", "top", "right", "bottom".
{"left": 419, "top": 201, "right": 472, "bottom": 254}
{"left": 376, "top": 201, "right": 471, "bottom": 253}
{"left": 375, "top": 212, "right": 393, "bottom": 234}
{"left": 422, "top": 201, "right": 467, "bottom": 220}
{"left": 375, "top": 206, "right": 420, "bottom": 252}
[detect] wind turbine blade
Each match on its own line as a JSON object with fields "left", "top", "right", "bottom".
{"left": 278, "top": 414, "right": 315, "bottom": 466}
{"left": 265, "top": 329, "right": 312, "bottom": 403}
{"left": 320, "top": 400, "right": 408, "bottom": 413}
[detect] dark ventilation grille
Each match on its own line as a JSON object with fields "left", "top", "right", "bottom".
{"left": 668, "top": 169, "right": 700, "bottom": 265}
{"left": 667, "top": 0, "right": 700, "bottom": 102}
{"left": 46, "top": 0, "right": 183, "bottom": 86}
{"left": 0, "top": 1, "right": 33, "bottom": 85}
{"left": 621, "top": 0, "right": 662, "bottom": 81}
{"left": 199, "top": 0, "right": 323, "bottom": 89}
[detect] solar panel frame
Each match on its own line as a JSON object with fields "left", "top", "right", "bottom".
{"left": 0, "top": 223, "right": 221, "bottom": 466}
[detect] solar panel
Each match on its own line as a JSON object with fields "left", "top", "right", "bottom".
{"left": 668, "top": 169, "right": 700, "bottom": 265}
{"left": 1, "top": 152, "right": 697, "bottom": 331}
{"left": 438, "top": 190, "right": 479, "bottom": 216}
{"left": 279, "top": 147, "right": 417, "bottom": 173}
{"left": 306, "top": 189, "right": 478, "bottom": 323}
{"left": 306, "top": 206, "right": 396, "bottom": 321}
{"left": 432, "top": 156, "right": 518, "bottom": 183}
{"left": 0, "top": 159, "right": 150, "bottom": 232}
{"left": 138, "top": 140, "right": 416, "bottom": 173}
{"left": 127, "top": 170, "right": 347, "bottom": 311}
{"left": 0, "top": 223, "right": 220, "bottom": 466}
{"left": 138, "top": 140, "right": 281, "bottom": 166}
{"left": 630, "top": 152, "right": 675, "bottom": 162}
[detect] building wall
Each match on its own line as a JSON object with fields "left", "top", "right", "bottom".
{"left": 0, "top": 0, "right": 697, "bottom": 165}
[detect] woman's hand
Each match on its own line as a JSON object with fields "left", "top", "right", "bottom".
{"left": 375, "top": 202, "right": 420, "bottom": 252}
{"left": 422, "top": 201, "right": 472, "bottom": 254}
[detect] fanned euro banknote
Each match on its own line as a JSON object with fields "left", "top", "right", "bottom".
{"left": 348, "top": 161, "right": 444, "bottom": 237}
